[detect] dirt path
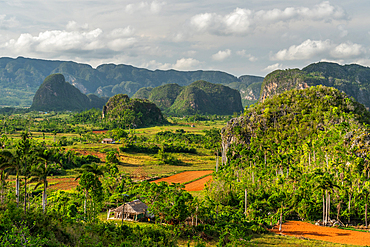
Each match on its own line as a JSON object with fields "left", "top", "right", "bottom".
{"left": 271, "top": 221, "right": 370, "bottom": 246}
{"left": 185, "top": 175, "right": 212, "bottom": 191}
{"left": 153, "top": 170, "right": 213, "bottom": 186}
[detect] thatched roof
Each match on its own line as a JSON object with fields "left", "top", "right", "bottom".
{"left": 111, "top": 199, "right": 148, "bottom": 214}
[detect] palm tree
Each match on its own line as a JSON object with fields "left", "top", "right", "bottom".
{"left": 75, "top": 163, "right": 105, "bottom": 218}
{"left": 0, "top": 150, "right": 22, "bottom": 206}
{"left": 0, "top": 169, "right": 9, "bottom": 203}
{"left": 17, "top": 132, "right": 33, "bottom": 213}
{"left": 30, "top": 148, "right": 59, "bottom": 213}
{"left": 315, "top": 172, "right": 340, "bottom": 225}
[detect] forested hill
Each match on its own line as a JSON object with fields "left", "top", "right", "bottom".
{"left": 30, "top": 74, "right": 108, "bottom": 111}
{"left": 259, "top": 62, "right": 370, "bottom": 109}
{"left": 0, "top": 56, "right": 263, "bottom": 108}
{"left": 133, "top": 80, "right": 244, "bottom": 115}
{"left": 214, "top": 86, "right": 370, "bottom": 225}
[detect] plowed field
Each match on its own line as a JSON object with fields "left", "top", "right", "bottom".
{"left": 185, "top": 175, "right": 212, "bottom": 191}
{"left": 48, "top": 178, "right": 79, "bottom": 191}
{"left": 271, "top": 221, "right": 370, "bottom": 246}
{"left": 153, "top": 170, "right": 213, "bottom": 185}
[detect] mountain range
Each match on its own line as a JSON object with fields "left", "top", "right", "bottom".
{"left": 259, "top": 62, "right": 370, "bottom": 109}
{"left": 0, "top": 56, "right": 263, "bottom": 108}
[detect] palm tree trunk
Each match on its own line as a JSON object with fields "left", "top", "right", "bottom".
{"left": 279, "top": 204, "right": 283, "bottom": 231}
{"left": 323, "top": 193, "right": 326, "bottom": 224}
{"left": 348, "top": 193, "right": 351, "bottom": 224}
{"left": 365, "top": 203, "right": 368, "bottom": 228}
{"left": 84, "top": 189, "right": 88, "bottom": 218}
{"left": 16, "top": 174, "right": 19, "bottom": 207}
{"left": 42, "top": 183, "right": 47, "bottom": 213}
{"left": 24, "top": 173, "right": 27, "bottom": 213}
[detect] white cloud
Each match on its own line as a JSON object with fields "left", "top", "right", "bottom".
{"left": 143, "top": 58, "right": 201, "bottom": 71}
{"left": 330, "top": 42, "right": 364, "bottom": 58}
{"left": 173, "top": 58, "right": 201, "bottom": 70}
{"left": 263, "top": 63, "right": 283, "bottom": 72}
{"left": 190, "top": 1, "right": 347, "bottom": 36}
{"left": 4, "top": 29, "right": 104, "bottom": 53}
{"left": 237, "top": 50, "right": 257, "bottom": 61}
{"left": 107, "top": 38, "right": 137, "bottom": 51}
{"left": 125, "top": 1, "right": 165, "bottom": 14}
{"left": 0, "top": 14, "right": 18, "bottom": 29}
{"left": 272, "top": 39, "right": 331, "bottom": 60}
{"left": 66, "top": 21, "right": 89, "bottom": 31}
{"left": 212, "top": 49, "right": 231, "bottom": 61}
{"left": 109, "top": 26, "right": 135, "bottom": 38}
{"left": 272, "top": 39, "right": 365, "bottom": 61}
{"left": 337, "top": 25, "right": 348, "bottom": 37}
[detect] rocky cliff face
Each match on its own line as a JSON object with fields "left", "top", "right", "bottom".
{"left": 259, "top": 62, "right": 370, "bottom": 110}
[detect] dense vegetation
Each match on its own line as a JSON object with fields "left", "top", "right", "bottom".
{"left": 217, "top": 85, "right": 370, "bottom": 230}
{"left": 133, "top": 80, "right": 244, "bottom": 116}
{"left": 0, "top": 56, "right": 263, "bottom": 108}
{"left": 103, "top": 94, "right": 167, "bottom": 128}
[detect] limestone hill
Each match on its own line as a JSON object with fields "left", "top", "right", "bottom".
{"left": 30, "top": 74, "right": 107, "bottom": 111}
{"left": 102, "top": 94, "right": 167, "bottom": 128}
{"left": 260, "top": 62, "right": 370, "bottom": 109}
{"left": 133, "top": 80, "right": 243, "bottom": 115}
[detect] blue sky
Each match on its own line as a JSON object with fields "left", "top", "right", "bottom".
{"left": 1, "top": 0, "right": 369, "bottom": 77}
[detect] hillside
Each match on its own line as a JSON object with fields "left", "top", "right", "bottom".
{"left": 212, "top": 86, "right": 370, "bottom": 227}
{"left": 131, "top": 80, "right": 243, "bottom": 115}
{"left": 0, "top": 56, "right": 263, "bottom": 108}
{"left": 259, "top": 62, "right": 370, "bottom": 109}
{"left": 30, "top": 74, "right": 107, "bottom": 111}
{"left": 102, "top": 94, "right": 167, "bottom": 128}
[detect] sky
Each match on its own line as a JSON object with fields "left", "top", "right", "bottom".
{"left": 1, "top": 0, "right": 370, "bottom": 77}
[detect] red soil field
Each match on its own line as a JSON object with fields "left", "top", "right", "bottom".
{"left": 48, "top": 178, "right": 79, "bottom": 191}
{"left": 153, "top": 170, "right": 213, "bottom": 185}
{"left": 185, "top": 175, "right": 212, "bottom": 191}
{"left": 271, "top": 221, "right": 370, "bottom": 246}
{"left": 92, "top": 130, "right": 108, "bottom": 134}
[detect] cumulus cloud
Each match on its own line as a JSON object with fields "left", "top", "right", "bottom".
{"left": 143, "top": 58, "right": 201, "bottom": 71}
{"left": 212, "top": 49, "right": 231, "bottom": 61}
{"left": 190, "top": 1, "right": 347, "bottom": 35}
{"left": 107, "top": 38, "right": 137, "bottom": 51}
{"left": 330, "top": 42, "right": 364, "bottom": 58}
{"left": 109, "top": 26, "right": 135, "bottom": 38}
{"left": 263, "top": 63, "right": 283, "bottom": 72}
{"left": 173, "top": 58, "right": 201, "bottom": 70}
{"left": 236, "top": 50, "right": 257, "bottom": 61}
{"left": 4, "top": 28, "right": 104, "bottom": 53}
{"left": 66, "top": 21, "right": 89, "bottom": 31}
{"left": 271, "top": 39, "right": 365, "bottom": 60}
{"left": 125, "top": 1, "right": 165, "bottom": 14}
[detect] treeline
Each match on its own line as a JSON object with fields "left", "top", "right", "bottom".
{"left": 0, "top": 132, "right": 263, "bottom": 246}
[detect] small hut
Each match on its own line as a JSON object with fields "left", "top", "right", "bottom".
{"left": 107, "top": 199, "right": 148, "bottom": 221}
{"left": 102, "top": 138, "right": 115, "bottom": 144}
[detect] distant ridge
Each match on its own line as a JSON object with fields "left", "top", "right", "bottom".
{"left": 0, "top": 56, "right": 263, "bottom": 108}
{"left": 259, "top": 62, "right": 370, "bottom": 109}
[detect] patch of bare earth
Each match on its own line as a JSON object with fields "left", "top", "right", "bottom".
{"left": 271, "top": 221, "right": 370, "bottom": 246}
{"left": 185, "top": 175, "right": 212, "bottom": 191}
{"left": 153, "top": 170, "right": 213, "bottom": 185}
